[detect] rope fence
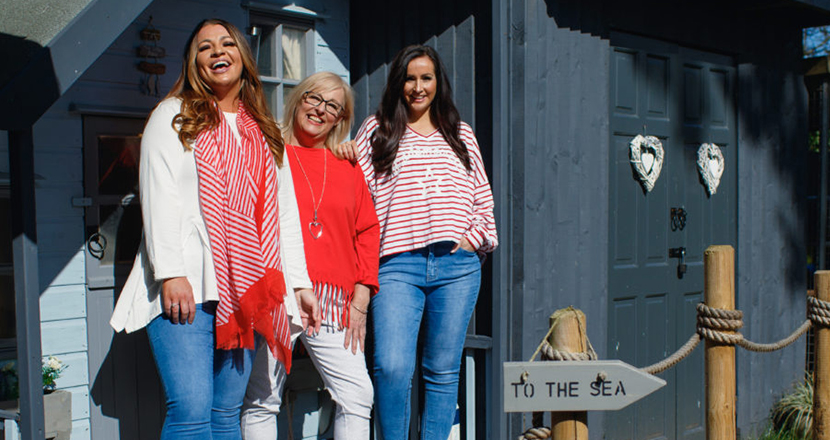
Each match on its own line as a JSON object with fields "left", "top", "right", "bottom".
{"left": 518, "top": 246, "right": 830, "bottom": 440}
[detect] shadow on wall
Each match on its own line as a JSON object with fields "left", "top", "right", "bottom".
{"left": 543, "top": 0, "right": 810, "bottom": 294}
{"left": 0, "top": 33, "right": 60, "bottom": 131}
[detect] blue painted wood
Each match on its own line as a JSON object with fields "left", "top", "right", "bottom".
{"left": 48, "top": 352, "right": 89, "bottom": 390}
{"left": 64, "top": 386, "right": 91, "bottom": 421}
{"left": 40, "top": 285, "right": 86, "bottom": 323}
{"left": 9, "top": 128, "right": 46, "bottom": 440}
{"left": 39, "top": 252, "right": 85, "bottom": 289}
{"left": 41, "top": 319, "right": 87, "bottom": 355}
{"left": 70, "top": 418, "right": 90, "bottom": 440}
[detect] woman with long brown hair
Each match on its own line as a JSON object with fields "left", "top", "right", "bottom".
{"left": 335, "top": 44, "right": 497, "bottom": 440}
{"left": 110, "top": 18, "right": 320, "bottom": 439}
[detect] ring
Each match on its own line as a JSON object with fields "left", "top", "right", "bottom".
{"left": 171, "top": 303, "right": 179, "bottom": 308}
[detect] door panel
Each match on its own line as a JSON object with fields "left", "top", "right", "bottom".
{"left": 83, "top": 115, "right": 165, "bottom": 440}
{"left": 608, "top": 35, "right": 736, "bottom": 440}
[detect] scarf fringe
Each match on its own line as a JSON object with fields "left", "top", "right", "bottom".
{"left": 215, "top": 268, "right": 293, "bottom": 372}
{"left": 313, "top": 281, "right": 355, "bottom": 328}
{"left": 195, "top": 104, "right": 293, "bottom": 373}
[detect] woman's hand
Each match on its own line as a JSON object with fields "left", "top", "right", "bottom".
{"left": 451, "top": 237, "right": 476, "bottom": 254}
{"left": 295, "top": 288, "right": 322, "bottom": 336}
{"left": 162, "top": 277, "right": 196, "bottom": 325}
{"left": 331, "top": 140, "right": 358, "bottom": 162}
{"left": 344, "top": 284, "right": 370, "bottom": 354}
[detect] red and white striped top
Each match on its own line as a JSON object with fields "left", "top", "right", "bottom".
{"left": 355, "top": 116, "right": 498, "bottom": 257}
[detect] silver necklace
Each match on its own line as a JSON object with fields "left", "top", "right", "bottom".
{"left": 291, "top": 146, "right": 327, "bottom": 239}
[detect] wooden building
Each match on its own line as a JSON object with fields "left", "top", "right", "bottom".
{"left": 1, "top": 0, "right": 828, "bottom": 438}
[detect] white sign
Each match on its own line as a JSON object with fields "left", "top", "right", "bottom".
{"left": 503, "top": 360, "right": 666, "bottom": 412}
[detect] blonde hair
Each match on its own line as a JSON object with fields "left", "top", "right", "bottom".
{"left": 282, "top": 72, "right": 355, "bottom": 148}
{"left": 164, "top": 18, "right": 285, "bottom": 166}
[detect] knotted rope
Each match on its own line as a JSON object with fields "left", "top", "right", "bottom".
{"left": 642, "top": 297, "right": 830, "bottom": 376}
{"left": 518, "top": 426, "right": 552, "bottom": 440}
{"left": 520, "top": 308, "right": 594, "bottom": 440}
{"left": 517, "top": 296, "right": 830, "bottom": 439}
{"left": 808, "top": 295, "right": 830, "bottom": 327}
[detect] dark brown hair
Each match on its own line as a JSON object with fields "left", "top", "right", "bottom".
{"left": 371, "top": 45, "right": 470, "bottom": 175}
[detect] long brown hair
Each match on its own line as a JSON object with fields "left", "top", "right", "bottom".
{"left": 371, "top": 45, "right": 470, "bottom": 175}
{"left": 165, "top": 18, "right": 285, "bottom": 166}
{"left": 282, "top": 72, "right": 355, "bottom": 148}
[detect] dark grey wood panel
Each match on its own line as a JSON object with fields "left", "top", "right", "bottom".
{"left": 503, "top": 2, "right": 808, "bottom": 438}
{"left": 735, "top": 25, "right": 808, "bottom": 432}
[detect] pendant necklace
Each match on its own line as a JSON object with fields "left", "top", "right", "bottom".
{"left": 291, "top": 146, "right": 327, "bottom": 239}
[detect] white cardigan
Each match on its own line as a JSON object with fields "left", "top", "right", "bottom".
{"left": 110, "top": 98, "right": 312, "bottom": 335}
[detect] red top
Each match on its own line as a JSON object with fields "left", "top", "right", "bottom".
{"left": 286, "top": 144, "right": 380, "bottom": 326}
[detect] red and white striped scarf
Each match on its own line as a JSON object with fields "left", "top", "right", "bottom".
{"left": 194, "top": 103, "right": 293, "bottom": 372}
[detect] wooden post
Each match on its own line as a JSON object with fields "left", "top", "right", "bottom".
{"left": 704, "top": 245, "right": 736, "bottom": 440}
{"left": 549, "top": 307, "right": 589, "bottom": 440}
{"left": 814, "top": 271, "right": 830, "bottom": 440}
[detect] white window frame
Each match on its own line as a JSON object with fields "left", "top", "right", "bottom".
{"left": 249, "top": 11, "right": 316, "bottom": 121}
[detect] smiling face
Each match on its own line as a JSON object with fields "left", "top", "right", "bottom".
{"left": 293, "top": 87, "right": 345, "bottom": 149}
{"left": 194, "top": 23, "right": 243, "bottom": 102}
{"left": 403, "top": 55, "right": 437, "bottom": 121}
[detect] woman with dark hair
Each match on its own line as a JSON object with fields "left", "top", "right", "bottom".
{"left": 335, "top": 44, "right": 498, "bottom": 440}
{"left": 242, "top": 72, "right": 378, "bottom": 439}
{"left": 110, "top": 18, "right": 319, "bottom": 440}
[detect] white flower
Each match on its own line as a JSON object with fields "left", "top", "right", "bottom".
{"left": 45, "top": 356, "right": 62, "bottom": 372}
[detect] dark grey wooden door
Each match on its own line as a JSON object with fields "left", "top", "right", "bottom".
{"left": 607, "top": 35, "right": 737, "bottom": 440}
{"left": 83, "top": 115, "right": 164, "bottom": 440}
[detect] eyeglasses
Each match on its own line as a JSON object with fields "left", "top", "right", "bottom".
{"left": 302, "top": 91, "right": 344, "bottom": 117}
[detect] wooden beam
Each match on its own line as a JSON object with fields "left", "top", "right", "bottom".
{"left": 9, "top": 128, "right": 45, "bottom": 440}
{"left": 813, "top": 271, "right": 830, "bottom": 440}
{"left": 704, "top": 245, "right": 736, "bottom": 440}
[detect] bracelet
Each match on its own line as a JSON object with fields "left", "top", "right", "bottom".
{"left": 351, "top": 303, "right": 368, "bottom": 314}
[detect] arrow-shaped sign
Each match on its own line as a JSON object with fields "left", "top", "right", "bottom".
{"left": 503, "top": 360, "right": 666, "bottom": 412}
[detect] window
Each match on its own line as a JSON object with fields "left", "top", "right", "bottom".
{"left": 249, "top": 12, "right": 315, "bottom": 120}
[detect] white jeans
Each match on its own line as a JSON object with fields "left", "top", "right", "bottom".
{"left": 241, "top": 324, "right": 374, "bottom": 439}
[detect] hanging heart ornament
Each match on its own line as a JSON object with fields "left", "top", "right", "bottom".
{"left": 696, "top": 143, "right": 724, "bottom": 196}
{"left": 629, "top": 134, "right": 664, "bottom": 193}
{"left": 309, "top": 221, "right": 323, "bottom": 240}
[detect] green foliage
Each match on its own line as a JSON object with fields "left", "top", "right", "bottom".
{"left": 41, "top": 356, "right": 67, "bottom": 392}
{"left": 0, "top": 356, "right": 68, "bottom": 400}
{"left": 809, "top": 131, "right": 821, "bottom": 154}
{"left": 0, "top": 362, "right": 18, "bottom": 401}
{"left": 755, "top": 424, "right": 811, "bottom": 440}
{"left": 768, "top": 374, "right": 814, "bottom": 440}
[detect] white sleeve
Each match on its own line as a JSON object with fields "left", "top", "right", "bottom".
{"left": 277, "top": 157, "right": 313, "bottom": 290}
{"left": 139, "top": 99, "right": 187, "bottom": 281}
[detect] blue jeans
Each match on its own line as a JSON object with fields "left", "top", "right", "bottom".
{"left": 371, "top": 242, "right": 481, "bottom": 440}
{"left": 147, "top": 302, "right": 257, "bottom": 440}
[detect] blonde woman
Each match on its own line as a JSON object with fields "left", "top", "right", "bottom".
{"left": 242, "top": 72, "right": 379, "bottom": 439}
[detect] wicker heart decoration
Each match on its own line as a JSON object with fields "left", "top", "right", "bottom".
{"left": 697, "top": 143, "right": 724, "bottom": 196}
{"left": 629, "top": 134, "right": 664, "bottom": 193}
